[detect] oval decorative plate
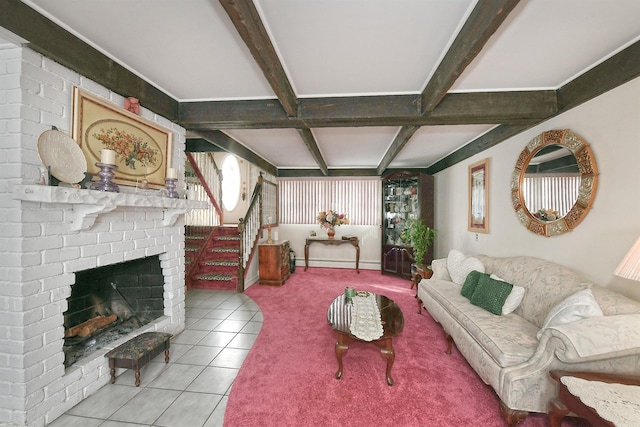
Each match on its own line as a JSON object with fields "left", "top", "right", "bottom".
{"left": 37, "top": 130, "right": 88, "bottom": 184}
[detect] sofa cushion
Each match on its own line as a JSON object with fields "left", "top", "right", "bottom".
{"left": 473, "top": 255, "right": 592, "bottom": 327}
{"left": 420, "top": 279, "right": 538, "bottom": 367}
{"left": 447, "top": 249, "right": 485, "bottom": 285}
{"left": 502, "top": 285, "right": 525, "bottom": 315}
{"left": 537, "top": 289, "right": 603, "bottom": 339}
{"left": 461, "top": 270, "right": 487, "bottom": 299}
{"left": 470, "top": 275, "right": 513, "bottom": 315}
{"left": 490, "top": 274, "right": 525, "bottom": 315}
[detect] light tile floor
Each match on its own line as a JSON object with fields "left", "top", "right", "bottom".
{"left": 50, "top": 289, "right": 261, "bottom": 427}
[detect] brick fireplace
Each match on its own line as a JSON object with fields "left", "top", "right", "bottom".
{"left": 0, "top": 44, "right": 201, "bottom": 426}
{"left": 63, "top": 255, "right": 166, "bottom": 368}
{"left": 6, "top": 185, "right": 200, "bottom": 426}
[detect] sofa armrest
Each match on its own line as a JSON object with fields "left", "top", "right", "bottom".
{"left": 539, "top": 314, "right": 640, "bottom": 362}
{"left": 430, "top": 258, "right": 451, "bottom": 281}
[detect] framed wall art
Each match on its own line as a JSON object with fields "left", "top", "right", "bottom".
{"left": 72, "top": 87, "right": 173, "bottom": 189}
{"left": 469, "top": 158, "right": 489, "bottom": 233}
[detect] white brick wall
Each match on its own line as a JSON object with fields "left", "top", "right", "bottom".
{"left": 0, "top": 46, "right": 188, "bottom": 426}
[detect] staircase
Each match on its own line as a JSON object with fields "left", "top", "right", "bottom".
{"left": 186, "top": 226, "right": 240, "bottom": 290}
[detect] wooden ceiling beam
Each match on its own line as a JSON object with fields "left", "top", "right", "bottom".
{"left": 0, "top": 0, "right": 179, "bottom": 121}
{"left": 421, "top": 0, "right": 521, "bottom": 112}
{"left": 180, "top": 90, "right": 556, "bottom": 129}
{"left": 426, "top": 123, "right": 537, "bottom": 174}
{"left": 376, "top": 126, "right": 420, "bottom": 176}
{"left": 277, "top": 167, "right": 431, "bottom": 178}
{"left": 557, "top": 39, "right": 640, "bottom": 113}
{"left": 220, "top": 0, "right": 298, "bottom": 117}
{"left": 296, "top": 129, "right": 328, "bottom": 176}
{"left": 190, "top": 130, "right": 278, "bottom": 176}
{"left": 220, "top": 1, "right": 329, "bottom": 174}
{"left": 426, "top": 40, "right": 640, "bottom": 175}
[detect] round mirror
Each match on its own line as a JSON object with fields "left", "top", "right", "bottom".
{"left": 511, "top": 129, "right": 598, "bottom": 237}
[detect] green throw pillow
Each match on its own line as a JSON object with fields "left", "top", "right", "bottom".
{"left": 460, "top": 270, "right": 487, "bottom": 299}
{"left": 470, "top": 275, "right": 514, "bottom": 315}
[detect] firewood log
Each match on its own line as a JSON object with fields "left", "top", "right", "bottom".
{"left": 65, "top": 314, "right": 117, "bottom": 338}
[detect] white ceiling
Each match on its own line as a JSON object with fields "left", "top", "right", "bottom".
{"left": 15, "top": 0, "right": 640, "bottom": 172}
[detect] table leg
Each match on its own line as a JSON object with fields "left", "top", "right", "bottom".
{"left": 548, "top": 398, "right": 569, "bottom": 427}
{"left": 355, "top": 244, "right": 360, "bottom": 273}
{"left": 334, "top": 334, "right": 350, "bottom": 380}
{"left": 304, "top": 243, "right": 309, "bottom": 271}
{"left": 109, "top": 360, "right": 116, "bottom": 384}
{"left": 376, "top": 338, "right": 395, "bottom": 386}
{"left": 134, "top": 362, "right": 141, "bottom": 387}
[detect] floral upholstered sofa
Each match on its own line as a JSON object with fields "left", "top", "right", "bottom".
{"left": 417, "top": 250, "right": 640, "bottom": 426}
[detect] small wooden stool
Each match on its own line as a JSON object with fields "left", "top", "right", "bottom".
{"left": 105, "top": 332, "right": 172, "bottom": 387}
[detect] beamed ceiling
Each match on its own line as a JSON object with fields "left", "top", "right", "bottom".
{"left": 1, "top": 0, "right": 639, "bottom": 177}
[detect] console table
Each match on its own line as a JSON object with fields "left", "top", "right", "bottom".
{"left": 304, "top": 238, "right": 360, "bottom": 273}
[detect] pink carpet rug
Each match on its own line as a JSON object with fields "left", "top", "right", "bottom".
{"left": 225, "top": 268, "right": 586, "bottom": 426}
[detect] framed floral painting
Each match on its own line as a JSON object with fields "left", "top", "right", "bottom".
{"left": 71, "top": 87, "right": 173, "bottom": 189}
{"left": 469, "top": 158, "right": 489, "bottom": 233}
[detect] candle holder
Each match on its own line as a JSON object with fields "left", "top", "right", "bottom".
{"left": 165, "top": 178, "right": 179, "bottom": 198}
{"left": 90, "top": 163, "right": 119, "bottom": 193}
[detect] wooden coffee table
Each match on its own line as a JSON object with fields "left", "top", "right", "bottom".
{"left": 327, "top": 292, "right": 404, "bottom": 386}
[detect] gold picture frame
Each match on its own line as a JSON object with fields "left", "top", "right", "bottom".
{"left": 469, "top": 158, "right": 489, "bottom": 233}
{"left": 72, "top": 87, "right": 173, "bottom": 189}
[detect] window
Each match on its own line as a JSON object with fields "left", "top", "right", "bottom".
{"left": 221, "top": 154, "right": 241, "bottom": 211}
{"left": 278, "top": 178, "right": 381, "bottom": 225}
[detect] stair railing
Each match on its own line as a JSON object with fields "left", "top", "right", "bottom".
{"left": 185, "top": 152, "right": 223, "bottom": 226}
{"left": 185, "top": 152, "right": 223, "bottom": 284}
{"left": 237, "top": 174, "right": 278, "bottom": 292}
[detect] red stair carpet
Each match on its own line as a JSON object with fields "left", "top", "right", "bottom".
{"left": 188, "top": 226, "right": 239, "bottom": 291}
{"left": 225, "top": 268, "right": 587, "bottom": 427}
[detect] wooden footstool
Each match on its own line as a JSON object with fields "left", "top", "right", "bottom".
{"left": 105, "top": 332, "right": 172, "bottom": 387}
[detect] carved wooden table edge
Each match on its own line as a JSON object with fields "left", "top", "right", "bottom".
{"left": 548, "top": 370, "right": 640, "bottom": 427}
{"left": 304, "top": 237, "right": 360, "bottom": 273}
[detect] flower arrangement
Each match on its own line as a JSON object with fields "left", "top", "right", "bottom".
{"left": 317, "top": 210, "right": 349, "bottom": 229}
{"left": 92, "top": 127, "right": 159, "bottom": 170}
{"left": 534, "top": 208, "right": 559, "bottom": 221}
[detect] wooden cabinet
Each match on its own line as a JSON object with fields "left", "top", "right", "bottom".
{"left": 382, "top": 245, "right": 415, "bottom": 278}
{"left": 381, "top": 171, "right": 434, "bottom": 279}
{"left": 258, "top": 240, "right": 290, "bottom": 286}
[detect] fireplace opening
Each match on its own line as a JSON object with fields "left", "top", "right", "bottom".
{"left": 63, "top": 256, "right": 165, "bottom": 368}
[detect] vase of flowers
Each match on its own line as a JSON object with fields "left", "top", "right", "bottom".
{"left": 534, "top": 208, "right": 559, "bottom": 222}
{"left": 317, "top": 210, "right": 348, "bottom": 239}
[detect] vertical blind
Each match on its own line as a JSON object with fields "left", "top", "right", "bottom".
{"left": 522, "top": 174, "right": 581, "bottom": 217}
{"left": 278, "top": 178, "right": 381, "bottom": 225}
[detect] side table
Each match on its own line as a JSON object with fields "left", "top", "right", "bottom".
{"left": 549, "top": 370, "right": 640, "bottom": 427}
{"left": 411, "top": 264, "right": 432, "bottom": 291}
{"left": 304, "top": 237, "right": 360, "bottom": 273}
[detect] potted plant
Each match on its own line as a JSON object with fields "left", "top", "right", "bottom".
{"left": 406, "top": 218, "right": 437, "bottom": 268}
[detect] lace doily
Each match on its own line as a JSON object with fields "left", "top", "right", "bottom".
{"left": 349, "top": 293, "right": 383, "bottom": 341}
{"left": 561, "top": 376, "right": 640, "bottom": 427}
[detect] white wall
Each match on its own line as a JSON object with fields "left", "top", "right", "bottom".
{"left": 434, "top": 77, "right": 640, "bottom": 301}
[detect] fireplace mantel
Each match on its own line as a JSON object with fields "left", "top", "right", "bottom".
{"left": 13, "top": 185, "right": 209, "bottom": 230}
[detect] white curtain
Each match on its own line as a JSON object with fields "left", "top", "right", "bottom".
{"left": 277, "top": 178, "right": 381, "bottom": 225}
